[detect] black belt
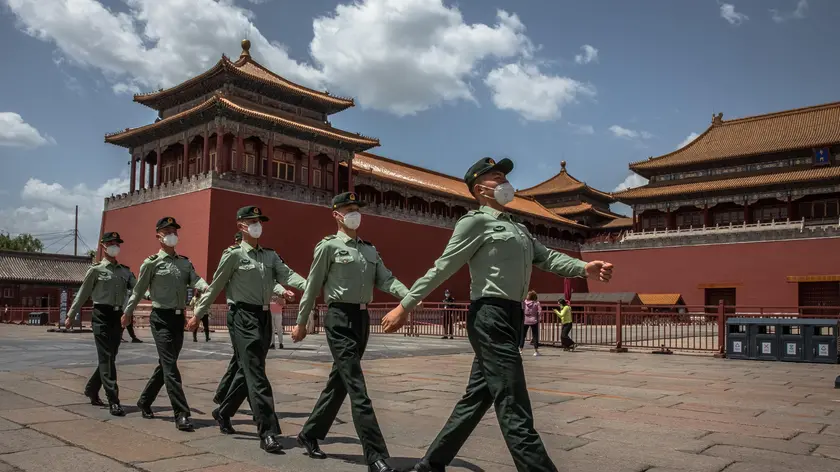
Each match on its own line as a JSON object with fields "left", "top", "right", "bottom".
{"left": 93, "top": 303, "right": 122, "bottom": 312}
{"left": 473, "top": 297, "right": 523, "bottom": 310}
{"left": 153, "top": 307, "right": 186, "bottom": 315}
{"left": 235, "top": 302, "right": 270, "bottom": 312}
{"left": 329, "top": 302, "right": 369, "bottom": 311}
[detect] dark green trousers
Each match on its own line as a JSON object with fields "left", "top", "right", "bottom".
{"left": 423, "top": 298, "right": 557, "bottom": 472}
{"left": 84, "top": 305, "right": 122, "bottom": 404}
{"left": 301, "top": 303, "right": 388, "bottom": 464}
{"left": 214, "top": 306, "right": 237, "bottom": 403}
{"left": 138, "top": 309, "right": 191, "bottom": 417}
{"left": 218, "top": 303, "right": 279, "bottom": 438}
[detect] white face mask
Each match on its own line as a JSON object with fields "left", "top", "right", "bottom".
{"left": 481, "top": 182, "right": 515, "bottom": 205}
{"left": 105, "top": 245, "right": 120, "bottom": 258}
{"left": 161, "top": 234, "right": 178, "bottom": 247}
{"left": 247, "top": 222, "right": 263, "bottom": 239}
{"left": 342, "top": 211, "right": 362, "bottom": 230}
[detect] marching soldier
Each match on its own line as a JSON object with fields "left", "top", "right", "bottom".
{"left": 123, "top": 217, "right": 208, "bottom": 432}
{"left": 381, "top": 157, "right": 614, "bottom": 472}
{"left": 65, "top": 231, "right": 135, "bottom": 416}
{"left": 291, "top": 192, "right": 409, "bottom": 472}
{"left": 192, "top": 206, "right": 306, "bottom": 453}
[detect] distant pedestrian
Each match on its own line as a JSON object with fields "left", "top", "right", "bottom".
{"left": 191, "top": 291, "right": 210, "bottom": 342}
{"left": 442, "top": 289, "right": 455, "bottom": 339}
{"left": 3, "top": 304, "right": 8, "bottom": 323}
{"left": 269, "top": 288, "right": 295, "bottom": 349}
{"left": 521, "top": 290, "right": 541, "bottom": 356}
{"left": 554, "top": 298, "right": 575, "bottom": 351}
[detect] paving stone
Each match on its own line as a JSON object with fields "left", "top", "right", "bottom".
{"left": 1, "top": 445, "right": 135, "bottom": 472}
{"left": 581, "top": 428, "right": 707, "bottom": 453}
{"left": 812, "top": 445, "right": 840, "bottom": 460}
{"left": 0, "top": 381, "right": 88, "bottom": 407}
{"left": 31, "top": 419, "right": 197, "bottom": 463}
{"left": 0, "top": 428, "right": 64, "bottom": 454}
{"left": 564, "top": 440, "right": 732, "bottom": 472}
{"left": 0, "top": 390, "right": 45, "bottom": 411}
{"left": 0, "top": 418, "right": 21, "bottom": 432}
{"left": 721, "top": 462, "right": 814, "bottom": 472}
{"left": 700, "top": 432, "right": 816, "bottom": 455}
{"left": 0, "top": 407, "right": 85, "bottom": 425}
{"left": 702, "top": 444, "right": 840, "bottom": 469}
{"left": 569, "top": 417, "right": 711, "bottom": 440}
{"left": 136, "top": 453, "right": 233, "bottom": 472}
{"left": 793, "top": 432, "right": 840, "bottom": 447}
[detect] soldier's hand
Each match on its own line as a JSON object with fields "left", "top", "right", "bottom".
{"left": 382, "top": 305, "right": 408, "bottom": 333}
{"left": 64, "top": 316, "right": 72, "bottom": 329}
{"left": 186, "top": 315, "right": 200, "bottom": 331}
{"left": 120, "top": 314, "right": 132, "bottom": 328}
{"left": 585, "top": 261, "right": 613, "bottom": 282}
{"left": 283, "top": 290, "right": 295, "bottom": 303}
{"left": 291, "top": 323, "right": 307, "bottom": 343}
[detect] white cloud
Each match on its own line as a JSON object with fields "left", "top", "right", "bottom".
{"left": 484, "top": 63, "right": 595, "bottom": 121}
{"left": 568, "top": 122, "right": 595, "bottom": 135}
{"left": 609, "top": 125, "right": 652, "bottom": 140}
{"left": 677, "top": 132, "right": 699, "bottom": 149}
{"left": 720, "top": 3, "right": 749, "bottom": 25}
{"left": 5, "top": 0, "right": 594, "bottom": 118}
{"left": 613, "top": 173, "right": 648, "bottom": 192}
{"left": 574, "top": 44, "right": 598, "bottom": 64}
{"left": 0, "top": 112, "right": 55, "bottom": 148}
{"left": 0, "top": 177, "right": 129, "bottom": 254}
{"left": 771, "top": 0, "right": 808, "bottom": 23}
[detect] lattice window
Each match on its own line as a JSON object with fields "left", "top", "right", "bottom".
{"left": 752, "top": 206, "right": 788, "bottom": 223}
{"left": 676, "top": 211, "right": 703, "bottom": 228}
{"left": 641, "top": 214, "right": 667, "bottom": 230}
{"left": 712, "top": 209, "right": 744, "bottom": 226}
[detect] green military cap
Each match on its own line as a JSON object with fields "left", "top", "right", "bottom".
{"left": 234, "top": 231, "right": 243, "bottom": 242}
{"left": 464, "top": 157, "right": 514, "bottom": 190}
{"left": 100, "top": 231, "right": 124, "bottom": 244}
{"left": 236, "top": 205, "right": 269, "bottom": 221}
{"left": 331, "top": 191, "right": 367, "bottom": 210}
{"left": 156, "top": 216, "right": 181, "bottom": 231}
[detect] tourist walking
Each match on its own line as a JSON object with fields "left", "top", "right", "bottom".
{"left": 291, "top": 191, "right": 410, "bottom": 472}
{"left": 521, "top": 290, "right": 541, "bottom": 356}
{"left": 554, "top": 297, "right": 575, "bottom": 350}
{"left": 269, "top": 287, "right": 295, "bottom": 349}
{"left": 65, "top": 231, "right": 135, "bottom": 416}
{"left": 442, "top": 289, "right": 456, "bottom": 339}
{"left": 192, "top": 205, "right": 306, "bottom": 454}
{"left": 381, "top": 157, "right": 614, "bottom": 472}
{"left": 123, "top": 217, "right": 208, "bottom": 432}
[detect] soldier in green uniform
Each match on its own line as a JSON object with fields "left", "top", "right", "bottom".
{"left": 382, "top": 158, "right": 614, "bottom": 472}
{"left": 192, "top": 206, "right": 306, "bottom": 453}
{"left": 65, "top": 231, "right": 135, "bottom": 416}
{"left": 291, "top": 192, "right": 409, "bottom": 472}
{"left": 123, "top": 217, "right": 208, "bottom": 432}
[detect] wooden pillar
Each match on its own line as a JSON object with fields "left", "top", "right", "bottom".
{"left": 148, "top": 161, "right": 154, "bottom": 188}
{"left": 235, "top": 133, "right": 244, "bottom": 172}
{"left": 215, "top": 126, "right": 224, "bottom": 173}
{"left": 743, "top": 201, "right": 750, "bottom": 224}
{"left": 787, "top": 195, "right": 793, "bottom": 221}
{"left": 139, "top": 157, "right": 146, "bottom": 190}
{"left": 703, "top": 204, "right": 710, "bottom": 227}
{"left": 155, "top": 148, "right": 162, "bottom": 186}
{"left": 265, "top": 135, "right": 273, "bottom": 177}
{"left": 202, "top": 131, "right": 210, "bottom": 174}
{"left": 129, "top": 155, "right": 137, "bottom": 193}
{"left": 182, "top": 140, "right": 189, "bottom": 180}
{"left": 333, "top": 157, "right": 339, "bottom": 193}
{"left": 308, "top": 148, "right": 314, "bottom": 188}
{"left": 666, "top": 208, "right": 672, "bottom": 230}
{"left": 631, "top": 207, "right": 636, "bottom": 231}
{"left": 348, "top": 158, "right": 355, "bottom": 192}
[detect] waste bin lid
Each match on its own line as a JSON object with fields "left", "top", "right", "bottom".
{"left": 726, "top": 317, "right": 780, "bottom": 325}
{"left": 726, "top": 317, "right": 838, "bottom": 326}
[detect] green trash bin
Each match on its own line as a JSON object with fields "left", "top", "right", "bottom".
{"left": 750, "top": 319, "right": 780, "bottom": 361}
{"left": 804, "top": 320, "right": 839, "bottom": 364}
{"left": 726, "top": 318, "right": 750, "bottom": 360}
{"left": 780, "top": 320, "right": 805, "bottom": 362}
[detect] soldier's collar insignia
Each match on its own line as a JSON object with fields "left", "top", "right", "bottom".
{"left": 493, "top": 225, "right": 505, "bottom": 232}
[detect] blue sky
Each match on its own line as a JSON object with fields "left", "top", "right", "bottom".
{"left": 0, "top": 0, "right": 836, "bottom": 252}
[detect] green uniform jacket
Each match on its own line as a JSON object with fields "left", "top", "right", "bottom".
{"left": 124, "top": 250, "right": 208, "bottom": 315}
{"left": 401, "top": 206, "right": 587, "bottom": 310}
{"left": 297, "top": 231, "right": 409, "bottom": 325}
{"left": 67, "top": 260, "right": 137, "bottom": 317}
{"left": 195, "top": 241, "right": 306, "bottom": 319}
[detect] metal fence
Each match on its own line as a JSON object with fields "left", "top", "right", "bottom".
{"left": 2, "top": 301, "right": 838, "bottom": 355}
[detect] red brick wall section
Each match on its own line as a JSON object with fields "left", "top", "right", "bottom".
{"left": 581, "top": 237, "right": 840, "bottom": 306}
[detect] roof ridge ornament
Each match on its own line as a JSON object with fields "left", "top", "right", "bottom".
{"left": 560, "top": 160, "right": 567, "bottom": 172}
{"left": 240, "top": 39, "right": 251, "bottom": 59}
{"left": 712, "top": 112, "right": 723, "bottom": 126}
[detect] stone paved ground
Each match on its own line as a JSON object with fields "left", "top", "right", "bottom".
{"left": 0, "top": 324, "right": 839, "bottom": 472}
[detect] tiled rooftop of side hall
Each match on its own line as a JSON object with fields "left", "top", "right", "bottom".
{"left": 0, "top": 323, "right": 839, "bottom": 472}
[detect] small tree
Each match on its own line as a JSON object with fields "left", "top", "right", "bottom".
{"left": 0, "top": 233, "right": 44, "bottom": 252}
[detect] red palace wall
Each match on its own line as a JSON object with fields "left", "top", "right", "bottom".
{"left": 581, "top": 237, "right": 840, "bottom": 307}
{"left": 100, "top": 189, "right": 586, "bottom": 304}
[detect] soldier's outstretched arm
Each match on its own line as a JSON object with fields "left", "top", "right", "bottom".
{"left": 295, "top": 240, "right": 330, "bottom": 329}
{"left": 124, "top": 260, "right": 154, "bottom": 318}
{"left": 374, "top": 253, "right": 409, "bottom": 300}
{"left": 193, "top": 250, "right": 237, "bottom": 320}
{"left": 66, "top": 265, "right": 97, "bottom": 325}
{"left": 272, "top": 253, "right": 306, "bottom": 291}
{"left": 530, "top": 236, "right": 587, "bottom": 278}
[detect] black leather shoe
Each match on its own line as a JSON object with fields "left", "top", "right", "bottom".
{"left": 412, "top": 461, "right": 441, "bottom": 472}
{"left": 260, "top": 434, "right": 284, "bottom": 454}
{"left": 175, "top": 414, "right": 194, "bottom": 432}
{"left": 137, "top": 401, "right": 154, "bottom": 419}
{"left": 277, "top": 343, "right": 283, "bottom": 349}
{"left": 369, "top": 459, "right": 397, "bottom": 472}
{"left": 212, "top": 408, "right": 236, "bottom": 434}
{"left": 87, "top": 394, "right": 105, "bottom": 407}
{"left": 297, "top": 433, "right": 326, "bottom": 459}
{"left": 109, "top": 403, "right": 125, "bottom": 417}
{"left": 269, "top": 344, "right": 276, "bottom": 350}
{"left": 131, "top": 338, "right": 143, "bottom": 343}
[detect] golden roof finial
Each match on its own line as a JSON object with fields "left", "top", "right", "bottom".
{"left": 240, "top": 39, "right": 251, "bottom": 58}
{"left": 560, "top": 160, "right": 567, "bottom": 171}
{"left": 711, "top": 112, "right": 723, "bottom": 126}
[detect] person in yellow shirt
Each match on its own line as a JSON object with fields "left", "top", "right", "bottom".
{"left": 553, "top": 298, "right": 575, "bottom": 351}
